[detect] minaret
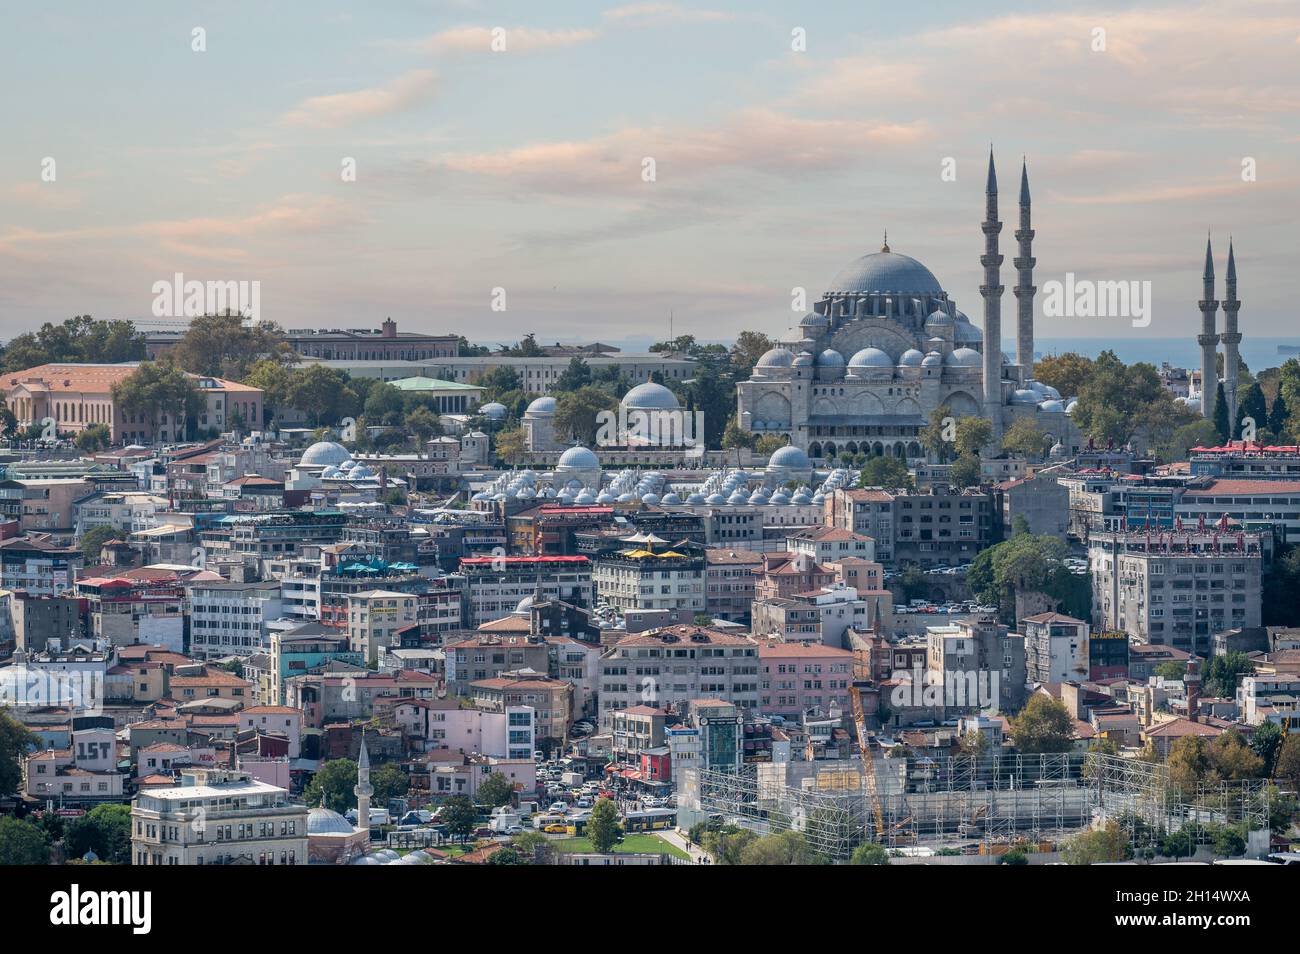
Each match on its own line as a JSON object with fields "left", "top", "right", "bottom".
{"left": 1013, "top": 159, "right": 1036, "bottom": 375}
{"left": 1197, "top": 236, "right": 1219, "bottom": 419}
{"left": 1221, "top": 240, "right": 1242, "bottom": 428}
{"left": 981, "top": 149, "right": 1005, "bottom": 436}
{"left": 354, "top": 736, "right": 373, "bottom": 835}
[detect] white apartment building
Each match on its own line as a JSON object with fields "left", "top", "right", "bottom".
{"left": 188, "top": 580, "right": 284, "bottom": 659}
{"left": 74, "top": 490, "right": 169, "bottom": 535}
{"left": 131, "top": 768, "right": 307, "bottom": 866}
{"left": 1022, "top": 612, "right": 1090, "bottom": 685}
{"left": 347, "top": 589, "right": 418, "bottom": 665}
{"left": 591, "top": 546, "right": 706, "bottom": 622}
{"left": 1236, "top": 674, "right": 1300, "bottom": 728}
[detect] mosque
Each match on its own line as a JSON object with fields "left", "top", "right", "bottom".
{"left": 736, "top": 153, "right": 1079, "bottom": 461}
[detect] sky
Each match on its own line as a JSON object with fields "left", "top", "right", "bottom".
{"left": 2, "top": 0, "right": 1299, "bottom": 353}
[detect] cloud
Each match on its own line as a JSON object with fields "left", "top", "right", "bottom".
{"left": 281, "top": 69, "right": 438, "bottom": 129}
{"left": 602, "top": 4, "right": 739, "bottom": 25}
{"left": 413, "top": 26, "right": 598, "bottom": 55}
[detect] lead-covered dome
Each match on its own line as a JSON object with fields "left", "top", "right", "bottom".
{"left": 848, "top": 347, "right": 894, "bottom": 368}
{"left": 768, "top": 445, "right": 811, "bottom": 470}
{"left": 623, "top": 382, "right": 681, "bottom": 410}
{"left": 755, "top": 348, "right": 796, "bottom": 370}
{"left": 557, "top": 445, "right": 600, "bottom": 470}
{"left": 945, "top": 347, "right": 982, "bottom": 367}
{"left": 300, "top": 441, "right": 351, "bottom": 467}
{"left": 829, "top": 250, "right": 944, "bottom": 296}
{"left": 526, "top": 396, "right": 556, "bottom": 415}
{"left": 308, "top": 806, "right": 356, "bottom": 835}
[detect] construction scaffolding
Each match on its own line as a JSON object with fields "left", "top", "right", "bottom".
{"left": 1087, "top": 752, "right": 1271, "bottom": 854}
{"left": 691, "top": 752, "right": 1271, "bottom": 861}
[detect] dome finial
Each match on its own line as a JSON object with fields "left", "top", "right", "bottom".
{"left": 881, "top": 229, "right": 890, "bottom": 253}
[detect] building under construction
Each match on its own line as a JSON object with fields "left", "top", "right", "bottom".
{"left": 682, "top": 751, "right": 1270, "bottom": 860}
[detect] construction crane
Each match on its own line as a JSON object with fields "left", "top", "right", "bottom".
{"left": 850, "top": 680, "right": 885, "bottom": 839}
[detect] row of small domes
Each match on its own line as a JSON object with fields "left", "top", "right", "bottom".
{"left": 759, "top": 346, "right": 984, "bottom": 370}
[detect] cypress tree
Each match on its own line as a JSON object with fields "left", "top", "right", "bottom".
{"left": 1212, "top": 382, "right": 1230, "bottom": 443}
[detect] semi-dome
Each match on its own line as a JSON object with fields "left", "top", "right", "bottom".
{"left": 557, "top": 445, "right": 600, "bottom": 470}
{"left": 768, "top": 445, "right": 811, "bottom": 470}
{"left": 623, "top": 381, "right": 681, "bottom": 410}
{"left": 953, "top": 321, "right": 983, "bottom": 344}
{"left": 926, "top": 307, "right": 954, "bottom": 323}
{"left": 848, "top": 347, "right": 894, "bottom": 368}
{"left": 898, "top": 349, "right": 924, "bottom": 367}
{"left": 308, "top": 806, "right": 357, "bottom": 835}
{"left": 945, "top": 347, "right": 982, "bottom": 367}
{"left": 300, "top": 440, "right": 351, "bottom": 467}
{"left": 828, "top": 250, "right": 944, "bottom": 296}
{"left": 755, "top": 347, "right": 796, "bottom": 369}
{"left": 526, "top": 396, "right": 557, "bottom": 415}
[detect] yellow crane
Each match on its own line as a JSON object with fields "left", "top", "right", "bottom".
{"left": 850, "top": 681, "right": 885, "bottom": 839}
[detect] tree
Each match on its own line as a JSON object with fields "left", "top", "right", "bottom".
{"left": 860, "top": 455, "right": 912, "bottom": 489}
{"left": 169, "top": 313, "right": 290, "bottom": 379}
{"left": 494, "top": 427, "right": 527, "bottom": 467}
{"left": 730, "top": 331, "right": 776, "bottom": 376}
{"left": 967, "top": 532, "right": 1088, "bottom": 621}
{"left": 486, "top": 845, "right": 526, "bottom": 865}
{"left": 701, "top": 826, "right": 757, "bottom": 864}
{"left": 1203, "top": 651, "right": 1253, "bottom": 699}
{"left": 371, "top": 763, "right": 409, "bottom": 805}
{"left": 1033, "top": 352, "right": 1094, "bottom": 400}
{"left": 754, "top": 434, "right": 788, "bottom": 456}
{"left": 949, "top": 453, "right": 981, "bottom": 489}
{"left": 303, "top": 759, "right": 358, "bottom": 813}
{"left": 739, "top": 829, "right": 827, "bottom": 865}
{"left": 75, "top": 422, "right": 111, "bottom": 452}
{"left": 511, "top": 829, "right": 550, "bottom": 862}
{"left": 721, "top": 417, "right": 756, "bottom": 453}
{"left": 1274, "top": 734, "right": 1300, "bottom": 789}
{"left": 1212, "top": 381, "right": 1231, "bottom": 441}
{"left": 585, "top": 797, "right": 621, "bottom": 852}
{"left": 1070, "top": 350, "right": 1182, "bottom": 447}
{"left": 1159, "top": 419, "right": 1220, "bottom": 462}
{"left": 110, "top": 361, "right": 203, "bottom": 439}
{"left": 440, "top": 795, "right": 478, "bottom": 844}
{"left": 1207, "top": 730, "right": 1264, "bottom": 781}
{"left": 1, "top": 316, "right": 145, "bottom": 373}
{"left": 999, "top": 849, "right": 1029, "bottom": 865}
{"left": 363, "top": 383, "right": 406, "bottom": 426}
{"left": 476, "top": 772, "right": 515, "bottom": 809}
{"left": 283, "top": 365, "right": 358, "bottom": 427}
{"left": 1251, "top": 721, "right": 1284, "bottom": 777}
{"left": 554, "top": 357, "right": 592, "bottom": 392}
{"left": 954, "top": 417, "right": 993, "bottom": 458}
{"left": 921, "top": 405, "right": 956, "bottom": 461}
{"left": 1, "top": 711, "right": 36, "bottom": 798}
{"left": 850, "top": 842, "right": 890, "bottom": 865}
{"left": 1062, "top": 821, "right": 1131, "bottom": 864}
{"left": 1238, "top": 382, "right": 1267, "bottom": 434}
{"left": 554, "top": 386, "right": 614, "bottom": 446}
{"left": 1009, "top": 694, "right": 1074, "bottom": 754}
{"left": 63, "top": 804, "right": 132, "bottom": 864}
{"left": 1000, "top": 417, "right": 1052, "bottom": 460}
{"left": 1167, "top": 736, "right": 1211, "bottom": 797}
{"left": 1269, "top": 391, "right": 1290, "bottom": 436}
{"left": 1210, "top": 823, "right": 1246, "bottom": 858}
{"left": 405, "top": 406, "right": 441, "bottom": 445}
{"left": 79, "top": 524, "right": 120, "bottom": 564}
{"left": 0, "top": 816, "right": 50, "bottom": 865}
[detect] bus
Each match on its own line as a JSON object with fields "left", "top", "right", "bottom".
{"left": 622, "top": 808, "right": 676, "bottom": 832}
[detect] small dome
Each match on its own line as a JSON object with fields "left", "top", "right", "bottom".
{"left": 480, "top": 402, "right": 507, "bottom": 421}
{"left": 661, "top": 492, "right": 682, "bottom": 505}
{"left": 748, "top": 490, "right": 769, "bottom": 505}
{"left": 557, "top": 445, "right": 600, "bottom": 470}
{"left": 926, "top": 307, "right": 954, "bottom": 324}
{"left": 1039, "top": 399, "right": 1066, "bottom": 413}
{"left": 350, "top": 463, "right": 375, "bottom": 479}
{"left": 817, "top": 349, "right": 846, "bottom": 367}
{"left": 308, "top": 806, "right": 357, "bottom": 835}
{"left": 596, "top": 491, "right": 616, "bottom": 504}
{"left": 898, "top": 349, "right": 924, "bottom": 367}
{"left": 685, "top": 492, "right": 706, "bottom": 504}
{"left": 848, "top": 347, "right": 894, "bottom": 368}
{"left": 756, "top": 347, "right": 796, "bottom": 369}
{"left": 768, "top": 445, "right": 811, "bottom": 470}
{"left": 526, "top": 396, "right": 557, "bottom": 415}
{"left": 727, "top": 490, "right": 749, "bottom": 505}
{"left": 300, "top": 441, "right": 351, "bottom": 467}
{"left": 515, "top": 594, "right": 536, "bottom": 613}
{"left": 922, "top": 351, "right": 943, "bottom": 368}
{"left": 945, "top": 347, "right": 982, "bottom": 367}
{"left": 1050, "top": 442, "right": 1066, "bottom": 457}
{"left": 1066, "top": 399, "right": 1081, "bottom": 414}
{"left": 770, "top": 490, "right": 791, "bottom": 504}
{"left": 791, "top": 491, "right": 812, "bottom": 505}
{"left": 623, "top": 382, "right": 680, "bottom": 410}
{"left": 574, "top": 490, "right": 596, "bottom": 504}
{"left": 641, "top": 492, "right": 661, "bottom": 505}
{"left": 1011, "top": 389, "right": 1040, "bottom": 405}
{"left": 792, "top": 351, "right": 815, "bottom": 367}
{"left": 705, "top": 493, "right": 727, "bottom": 505}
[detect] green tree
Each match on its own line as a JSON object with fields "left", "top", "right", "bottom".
{"left": 949, "top": 453, "right": 981, "bottom": 489}
{"left": 701, "top": 826, "right": 757, "bottom": 864}
{"left": 1274, "top": 734, "right": 1300, "bottom": 789}
{"left": 405, "top": 405, "right": 441, "bottom": 445}
{"left": 0, "top": 711, "right": 35, "bottom": 796}
{"left": 303, "top": 758, "right": 358, "bottom": 813}
{"left": 554, "top": 386, "right": 615, "bottom": 446}
{"left": 0, "top": 816, "right": 50, "bottom": 865}
{"left": 1062, "top": 821, "right": 1131, "bottom": 864}
{"left": 1, "top": 316, "right": 145, "bottom": 373}
{"left": 79, "top": 524, "right": 120, "bottom": 564}
{"left": 363, "top": 383, "right": 406, "bottom": 426}
{"left": 110, "top": 360, "right": 204, "bottom": 439}
{"left": 1269, "top": 391, "right": 1290, "bottom": 435}
{"left": 1159, "top": 419, "right": 1221, "bottom": 462}
{"left": 371, "top": 763, "right": 409, "bottom": 805}
{"left": 1238, "top": 382, "right": 1267, "bottom": 433}
{"left": 860, "top": 455, "right": 912, "bottom": 488}
{"left": 284, "top": 365, "right": 358, "bottom": 427}
{"left": 729, "top": 331, "right": 776, "bottom": 376}
{"left": 755, "top": 434, "right": 789, "bottom": 457}
{"left": 554, "top": 357, "right": 592, "bottom": 392}
{"left": 739, "top": 829, "right": 827, "bottom": 865}
{"left": 1207, "top": 730, "right": 1264, "bottom": 780}
{"left": 170, "top": 313, "right": 290, "bottom": 379}
{"left": 850, "top": 842, "right": 890, "bottom": 865}
{"left": 1009, "top": 695, "right": 1074, "bottom": 754}
{"left": 1212, "top": 381, "right": 1231, "bottom": 442}
{"left": 75, "top": 422, "right": 111, "bottom": 452}
{"left": 1203, "top": 651, "right": 1253, "bottom": 699}
{"left": 63, "top": 804, "right": 132, "bottom": 864}
{"left": 587, "top": 797, "right": 621, "bottom": 853}
{"left": 494, "top": 427, "right": 528, "bottom": 467}
{"left": 999, "top": 849, "right": 1029, "bottom": 865}
{"left": 1000, "top": 416, "right": 1052, "bottom": 459}
{"left": 1251, "top": 721, "right": 1284, "bottom": 777}
{"left": 440, "top": 795, "right": 478, "bottom": 844}
{"left": 1033, "top": 352, "right": 1094, "bottom": 400}
{"left": 486, "top": 845, "right": 526, "bottom": 865}
{"left": 921, "top": 405, "right": 956, "bottom": 461}
{"left": 476, "top": 772, "right": 515, "bottom": 809}
{"left": 1167, "top": 736, "right": 1211, "bottom": 797}
{"left": 1210, "top": 824, "right": 1246, "bottom": 858}
{"left": 954, "top": 417, "right": 993, "bottom": 458}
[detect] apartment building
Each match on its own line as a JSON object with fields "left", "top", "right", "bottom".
{"left": 703, "top": 548, "right": 762, "bottom": 622}
{"left": 825, "top": 486, "right": 993, "bottom": 566}
{"left": 758, "top": 643, "right": 854, "bottom": 720}
{"left": 459, "top": 555, "right": 594, "bottom": 628}
{"left": 591, "top": 539, "right": 705, "bottom": 625}
{"left": 1022, "top": 612, "right": 1090, "bottom": 684}
{"left": 346, "top": 589, "right": 419, "bottom": 665}
{"left": 189, "top": 580, "right": 284, "bottom": 659}
{"left": 469, "top": 675, "right": 572, "bottom": 744}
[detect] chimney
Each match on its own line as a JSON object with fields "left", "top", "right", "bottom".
{"left": 1185, "top": 656, "right": 1202, "bottom": 722}
{"left": 381, "top": 318, "right": 397, "bottom": 339}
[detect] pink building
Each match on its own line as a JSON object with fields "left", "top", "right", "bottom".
{"left": 758, "top": 643, "right": 854, "bottom": 720}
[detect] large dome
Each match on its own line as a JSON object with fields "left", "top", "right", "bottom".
{"left": 557, "top": 445, "right": 600, "bottom": 470}
{"left": 526, "top": 396, "right": 556, "bottom": 415}
{"left": 829, "top": 250, "right": 944, "bottom": 296}
{"left": 300, "top": 441, "right": 351, "bottom": 467}
{"left": 308, "top": 806, "right": 356, "bottom": 835}
{"left": 622, "top": 382, "right": 680, "bottom": 410}
{"left": 768, "top": 445, "right": 811, "bottom": 470}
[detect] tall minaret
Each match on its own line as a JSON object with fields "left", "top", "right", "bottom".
{"left": 1197, "top": 236, "right": 1219, "bottom": 419}
{"left": 1013, "top": 159, "right": 1036, "bottom": 374}
{"left": 981, "top": 149, "right": 1005, "bottom": 436}
{"left": 354, "top": 736, "right": 373, "bottom": 835}
{"left": 1221, "top": 239, "right": 1242, "bottom": 428}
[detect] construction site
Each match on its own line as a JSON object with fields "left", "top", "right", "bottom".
{"left": 682, "top": 751, "right": 1272, "bottom": 860}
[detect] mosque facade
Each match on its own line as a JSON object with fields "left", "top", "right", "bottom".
{"left": 736, "top": 153, "right": 1078, "bottom": 461}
